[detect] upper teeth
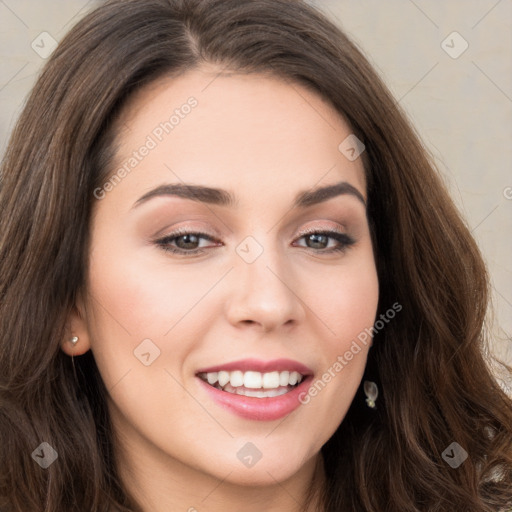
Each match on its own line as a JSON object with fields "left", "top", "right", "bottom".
{"left": 201, "top": 370, "right": 304, "bottom": 389}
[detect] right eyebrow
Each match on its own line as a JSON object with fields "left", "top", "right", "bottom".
{"left": 132, "top": 183, "right": 237, "bottom": 209}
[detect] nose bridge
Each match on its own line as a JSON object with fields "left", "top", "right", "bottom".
{"left": 225, "top": 233, "right": 304, "bottom": 330}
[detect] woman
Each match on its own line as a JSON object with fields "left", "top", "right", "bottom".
{"left": 0, "top": 0, "right": 511, "bottom": 510}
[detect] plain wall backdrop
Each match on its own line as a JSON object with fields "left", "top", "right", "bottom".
{"left": 0, "top": 1, "right": 511, "bottom": 379}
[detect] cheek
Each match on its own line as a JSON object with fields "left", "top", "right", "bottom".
{"left": 309, "top": 251, "right": 379, "bottom": 348}
{"left": 87, "top": 239, "right": 213, "bottom": 340}
{"left": 84, "top": 239, "right": 190, "bottom": 388}
{"left": 297, "top": 251, "right": 378, "bottom": 423}
{"left": 84, "top": 248, "right": 209, "bottom": 431}
{"left": 84, "top": 227, "right": 233, "bottom": 397}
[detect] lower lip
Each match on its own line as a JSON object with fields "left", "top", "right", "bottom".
{"left": 197, "top": 376, "right": 313, "bottom": 421}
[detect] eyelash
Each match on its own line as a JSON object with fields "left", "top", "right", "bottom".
{"left": 154, "top": 227, "right": 355, "bottom": 256}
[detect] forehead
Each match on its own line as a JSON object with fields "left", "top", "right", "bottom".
{"left": 108, "top": 67, "right": 366, "bottom": 206}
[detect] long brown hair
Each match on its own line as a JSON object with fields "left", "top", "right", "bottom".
{"left": 1, "top": 0, "right": 511, "bottom": 510}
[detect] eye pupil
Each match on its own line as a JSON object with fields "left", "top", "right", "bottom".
{"left": 307, "top": 233, "right": 328, "bottom": 249}
{"left": 176, "top": 234, "right": 199, "bottom": 249}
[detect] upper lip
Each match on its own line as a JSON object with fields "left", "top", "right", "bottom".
{"left": 196, "top": 358, "right": 313, "bottom": 376}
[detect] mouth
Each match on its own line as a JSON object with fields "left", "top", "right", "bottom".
{"left": 197, "top": 370, "right": 305, "bottom": 398}
{"left": 195, "top": 358, "right": 313, "bottom": 421}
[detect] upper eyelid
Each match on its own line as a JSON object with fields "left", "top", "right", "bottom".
{"left": 157, "top": 225, "right": 348, "bottom": 237}
{"left": 155, "top": 227, "right": 350, "bottom": 245}
{"left": 296, "top": 225, "right": 346, "bottom": 236}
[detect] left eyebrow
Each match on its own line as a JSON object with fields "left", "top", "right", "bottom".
{"left": 132, "top": 180, "right": 366, "bottom": 209}
{"left": 293, "top": 181, "right": 366, "bottom": 208}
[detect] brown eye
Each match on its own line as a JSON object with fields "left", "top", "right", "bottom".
{"left": 155, "top": 231, "right": 220, "bottom": 255}
{"left": 174, "top": 234, "right": 201, "bottom": 250}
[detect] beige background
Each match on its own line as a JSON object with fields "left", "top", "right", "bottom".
{"left": 0, "top": 1, "right": 511, "bottom": 373}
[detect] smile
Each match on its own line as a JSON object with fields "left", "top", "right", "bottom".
{"left": 195, "top": 359, "right": 313, "bottom": 421}
{"left": 197, "top": 370, "right": 305, "bottom": 398}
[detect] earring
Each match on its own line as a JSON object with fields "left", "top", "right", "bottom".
{"left": 69, "top": 336, "right": 79, "bottom": 345}
{"left": 363, "top": 380, "right": 378, "bottom": 409}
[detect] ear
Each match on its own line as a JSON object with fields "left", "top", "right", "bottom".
{"left": 60, "top": 292, "right": 92, "bottom": 356}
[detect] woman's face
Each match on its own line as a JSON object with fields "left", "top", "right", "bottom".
{"left": 67, "top": 68, "right": 378, "bottom": 490}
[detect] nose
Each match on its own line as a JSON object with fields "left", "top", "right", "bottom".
{"left": 224, "top": 245, "right": 306, "bottom": 333}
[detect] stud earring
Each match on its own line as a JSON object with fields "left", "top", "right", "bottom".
{"left": 364, "top": 380, "right": 378, "bottom": 409}
{"left": 69, "top": 336, "right": 79, "bottom": 345}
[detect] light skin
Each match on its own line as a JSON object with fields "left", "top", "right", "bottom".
{"left": 62, "top": 67, "right": 379, "bottom": 511}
